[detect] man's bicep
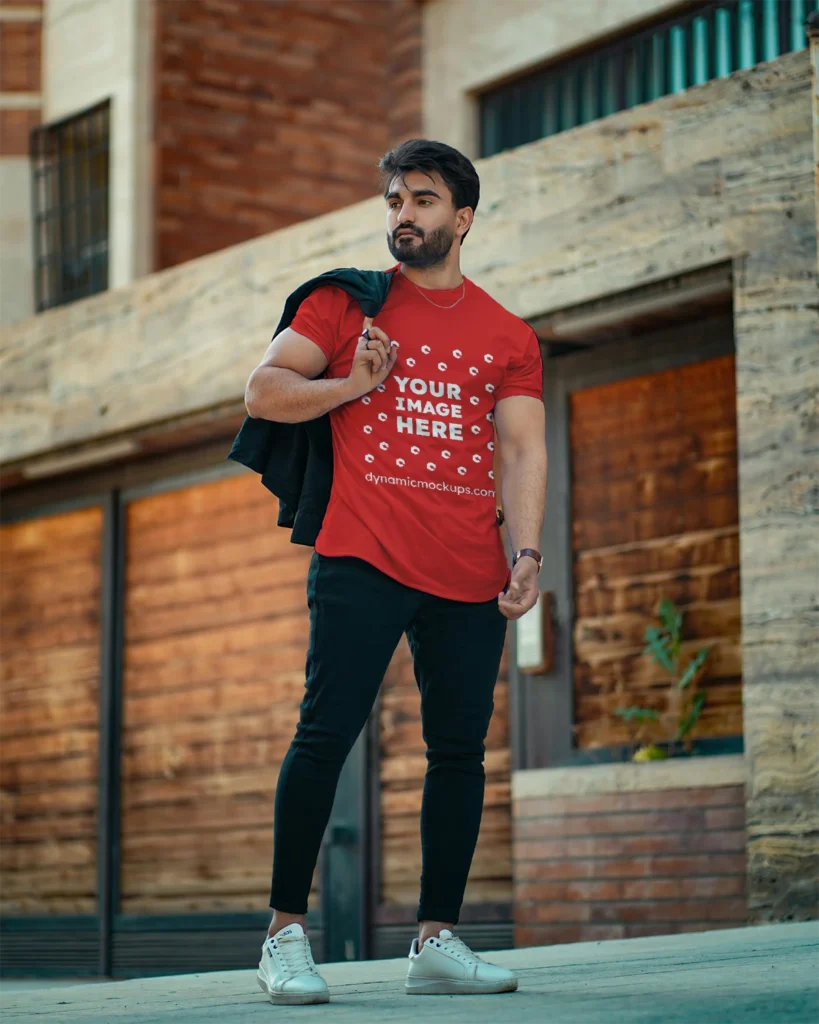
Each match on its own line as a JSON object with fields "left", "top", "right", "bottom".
{"left": 256, "top": 327, "right": 330, "bottom": 380}
{"left": 494, "top": 395, "right": 546, "bottom": 458}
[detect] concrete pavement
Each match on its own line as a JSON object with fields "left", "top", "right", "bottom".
{"left": 1, "top": 921, "right": 817, "bottom": 1023}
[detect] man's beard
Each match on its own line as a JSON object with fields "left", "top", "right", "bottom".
{"left": 387, "top": 224, "right": 455, "bottom": 267}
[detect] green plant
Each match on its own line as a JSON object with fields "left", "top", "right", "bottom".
{"left": 615, "top": 598, "right": 712, "bottom": 759}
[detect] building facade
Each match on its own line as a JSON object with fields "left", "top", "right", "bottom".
{"left": 1, "top": 0, "right": 817, "bottom": 978}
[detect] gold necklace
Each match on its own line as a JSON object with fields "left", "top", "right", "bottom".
{"left": 405, "top": 276, "right": 467, "bottom": 310}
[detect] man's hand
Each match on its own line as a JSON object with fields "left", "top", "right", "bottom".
{"left": 345, "top": 317, "right": 399, "bottom": 401}
{"left": 498, "top": 557, "right": 540, "bottom": 620}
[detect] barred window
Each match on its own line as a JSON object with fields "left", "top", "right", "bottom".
{"left": 30, "top": 101, "right": 110, "bottom": 313}
{"left": 480, "top": 0, "right": 818, "bottom": 158}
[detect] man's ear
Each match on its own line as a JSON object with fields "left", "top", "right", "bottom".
{"left": 457, "top": 206, "right": 474, "bottom": 240}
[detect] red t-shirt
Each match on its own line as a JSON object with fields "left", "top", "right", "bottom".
{"left": 290, "top": 267, "right": 543, "bottom": 602}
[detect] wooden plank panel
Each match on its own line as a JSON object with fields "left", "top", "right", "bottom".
{"left": 124, "top": 531, "right": 309, "bottom": 586}
{"left": 126, "top": 500, "right": 286, "bottom": 556}
{"left": 575, "top": 529, "right": 740, "bottom": 584}
{"left": 1, "top": 726, "right": 98, "bottom": 764}
{"left": 0, "top": 896, "right": 97, "bottom": 915}
{"left": 570, "top": 356, "right": 743, "bottom": 749}
{"left": 122, "top": 793, "right": 272, "bottom": 836}
{"left": 120, "top": 885, "right": 320, "bottom": 915}
{"left": 124, "top": 581, "right": 308, "bottom": 643}
{"left": 570, "top": 427, "right": 737, "bottom": 480}
{"left": 385, "top": 880, "right": 513, "bottom": 906}
{"left": 120, "top": 711, "right": 296, "bottom": 754}
{"left": 0, "top": 696, "right": 99, "bottom": 737}
{"left": 574, "top": 494, "right": 739, "bottom": 551}
{"left": 120, "top": 475, "right": 312, "bottom": 914}
{"left": 574, "top": 566, "right": 740, "bottom": 619}
{"left": 0, "top": 561, "right": 100, "bottom": 615}
{"left": 0, "top": 753, "right": 97, "bottom": 789}
{"left": 380, "top": 748, "right": 510, "bottom": 786}
{"left": 125, "top": 473, "right": 269, "bottom": 528}
{"left": 0, "top": 506, "right": 101, "bottom": 916}
{"left": 121, "top": 736, "right": 292, "bottom": 781}
{"left": 123, "top": 614, "right": 310, "bottom": 668}
{"left": 123, "top": 677, "right": 305, "bottom": 728}
{"left": 0, "top": 644, "right": 98, "bottom": 690}
{"left": 575, "top": 598, "right": 741, "bottom": 651}
{"left": 123, "top": 642, "right": 308, "bottom": 694}
{"left": 125, "top": 559, "right": 307, "bottom": 614}
{"left": 572, "top": 457, "right": 738, "bottom": 521}
{"left": 569, "top": 359, "right": 738, "bottom": 442}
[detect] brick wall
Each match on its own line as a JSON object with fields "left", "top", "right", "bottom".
{"left": 154, "top": 0, "right": 422, "bottom": 270}
{"left": 513, "top": 783, "right": 747, "bottom": 947}
{"left": 0, "top": 0, "right": 42, "bottom": 156}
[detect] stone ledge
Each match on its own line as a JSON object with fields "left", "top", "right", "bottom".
{"left": 512, "top": 754, "right": 745, "bottom": 801}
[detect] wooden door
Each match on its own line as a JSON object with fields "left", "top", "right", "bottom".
{"left": 570, "top": 353, "right": 743, "bottom": 749}
{"left": 0, "top": 505, "right": 103, "bottom": 915}
{"left": 119, "top": 471, "right": 314, "bottom": 915}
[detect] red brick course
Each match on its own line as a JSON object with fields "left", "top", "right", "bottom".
{"left": 0, "top": 19, "right": 41, "bottom": 93}
{"left": 0, "top": 108, "right": 40, "bottom": 156}
{"left": 513, "top": 782, "right": 747, "bottom": 946}
{"left": 0, "top": 5, "right": 42, "bottom": 157}
{"left": 154, "top": 0, "right": 422, "bottom": 270}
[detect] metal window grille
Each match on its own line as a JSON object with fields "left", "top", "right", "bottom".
{"left": 30, "top": 101, "right": 110, "bottom": 313}
{"left": 480, "top": 0, "right": 819, "bottom": 157}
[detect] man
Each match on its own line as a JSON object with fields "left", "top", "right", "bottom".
{"left": 246, "top": 139, "right": 547, "bottom": 1004}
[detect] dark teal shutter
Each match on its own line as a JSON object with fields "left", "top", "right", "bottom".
{"left": 480, "top": 0, "right": 819, "bottom": 158}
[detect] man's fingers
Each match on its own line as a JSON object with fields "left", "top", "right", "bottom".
{"left": 366, "top": 325, "right": 391, "bottom": 344}
{"left": 364, "top": 349, "right": 384, "bottom": 373}
{"left": 497, "top": 589, "right": 536, "bottom": 621}
{"left": 369, "top": 342, "right": 388, "bottom": 371}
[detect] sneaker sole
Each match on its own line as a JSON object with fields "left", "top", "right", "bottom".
{"left": 257, "top": 970, "right": 330, "bottom": 1005}
{"left": 405, "top": 975, "right": 518, "bottom": 995}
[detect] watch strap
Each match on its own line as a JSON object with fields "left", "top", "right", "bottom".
{"left": 513, "top": 548, "right": 543, "bottom": 570}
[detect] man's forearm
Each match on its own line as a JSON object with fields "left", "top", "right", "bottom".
{"left": 245, "top": 366, "right": 354, "bottom": 424}
{"left": 500, "top": 448, "right": 547, "bottom": 554}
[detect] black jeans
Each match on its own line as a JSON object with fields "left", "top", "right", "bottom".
{"left": 270, "top": 552, "right": 508, "bottom": 925}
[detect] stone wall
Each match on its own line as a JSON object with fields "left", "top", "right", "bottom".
{"left": 42, "top": 0, "right": 154, "bottom": 289}
{"left": 0, "top": 0, "right": 42, "bottom": 325}
{"left": 154, "top": 0, "right": 422, "bottom": 270}
{"left": 513, "top": 759, "right": 747, "bottom": 946}
{"left": 1, "top": 52, "right": 816, "bottom": 922}
{"left": 422, "top": 0, "right": 679, "bottom": 157}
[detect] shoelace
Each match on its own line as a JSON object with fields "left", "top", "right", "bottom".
{"left": 435, "top": 934, "right": 484, "bottom": 964}
{"left": 272, "top": 936, "right": 317, "bottom": 977}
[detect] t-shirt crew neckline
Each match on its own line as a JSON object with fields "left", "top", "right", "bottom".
{"left": 390, "top": 265, "right": 469, "bottom": 303}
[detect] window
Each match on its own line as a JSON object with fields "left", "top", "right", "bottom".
{"left": 480, "top": 0, "right": 819, "bottom": 157}
{"left": 30, "top": 101, "right": 110, "bottom": 312}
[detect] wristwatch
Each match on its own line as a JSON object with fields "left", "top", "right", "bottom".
{"left": 513, "top": 548, "right": 543, "bottom": 571}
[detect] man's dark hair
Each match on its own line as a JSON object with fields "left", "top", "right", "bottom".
{"left": 378, "top": 139, "right": 480, "bottom": 244}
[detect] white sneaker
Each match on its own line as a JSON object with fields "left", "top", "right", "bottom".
{"left": 405, "top": 928, "right": 518, "bottom": 995}
{"left": 256, "top": 923, "right": 330, "bottom": 1005}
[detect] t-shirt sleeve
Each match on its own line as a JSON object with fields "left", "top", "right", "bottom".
{"left": 495, "top": 327, "right": 544, "bottom": 402}
{"left": 288, "top": 285, "right": 348, "bottom": 363}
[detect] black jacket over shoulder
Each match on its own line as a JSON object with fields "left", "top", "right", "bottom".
{"left": 226, "top": 267, "right": 396, "bottom": 546}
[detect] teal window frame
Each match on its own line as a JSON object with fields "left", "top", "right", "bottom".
{"left": 480, "top": 0, "right": 818, "bottom": 158}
